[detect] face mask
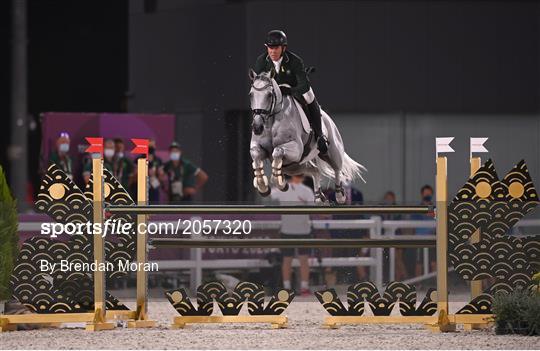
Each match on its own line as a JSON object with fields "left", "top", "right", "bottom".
{"left": 104, "top": 149, "right": 115, "bottom": 158}
{"left": 170, "top": 152, "right": 181, "bottom": 161}
{"left": 117, "top": 152, "right": 124, "bottom": 159}
{"left": 59, "top": 143, "right": 69, "bottom": 153}
{"left": 423, "top": 195, "right": 432, "bottom": 202}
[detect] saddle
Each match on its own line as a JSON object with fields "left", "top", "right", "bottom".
{"left": 293, "top": 98, "right": 312, "bottom": 134}
{"left": 290, "top": 97, "right": 327, "bottom": 162}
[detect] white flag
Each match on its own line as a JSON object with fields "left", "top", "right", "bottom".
{"left": 470, "top": 137, "right": 488, "bottom": 158}
{"left": 436, "top": 137, "right": 455, "bottom": 157}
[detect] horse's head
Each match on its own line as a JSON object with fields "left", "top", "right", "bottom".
{"left": 248, "top": 69, "right": 281, "bottom": 135}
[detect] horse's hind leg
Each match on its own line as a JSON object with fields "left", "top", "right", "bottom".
{"left": 318, "top": 154, "right": 346, "bottom": 204}
{"left": 305, "top": 169, "right": 327, "bottom": 204}
{"left": 334, "top": 169, "right": 346, "bottom": 204}
{"left": 319, "top": 112, "right": 348, "bottom": 204}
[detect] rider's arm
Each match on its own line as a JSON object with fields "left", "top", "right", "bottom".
{"left": 290, "top": 58, "right": 310, "bottom": 96}
{"left": 253, "top": 54, "right": 266, "bottom": 74}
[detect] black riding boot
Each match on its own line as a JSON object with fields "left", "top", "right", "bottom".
{"left": 307, "top": 99, "right": 328, "bottom": 154}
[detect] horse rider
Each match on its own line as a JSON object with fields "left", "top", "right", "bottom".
{"left": 253, "top": 30, "right": 329, "bottom": 154}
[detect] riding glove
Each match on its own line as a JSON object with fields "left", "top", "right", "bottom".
{"left": 279, "top": 86, "right": 292, "bottom": 96}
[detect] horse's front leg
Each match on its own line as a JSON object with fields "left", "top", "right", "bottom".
{"left": 271, "top": 141, "right": 301, "bottom": 191}
{"left": 250, "top": 146, "right": 270, "bottom": 197}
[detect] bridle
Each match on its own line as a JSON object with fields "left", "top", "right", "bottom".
{"left": 250, "top": 76, "right": 282, "bottom": 122}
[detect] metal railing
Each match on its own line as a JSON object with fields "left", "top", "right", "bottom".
{"left": 106, "top": 204, "right": 433, "bottom": 215}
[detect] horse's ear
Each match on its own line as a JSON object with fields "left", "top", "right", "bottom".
{"left": 248, "top": 69, "right": 256, "bottom": 81}
{"left": 269, "top": 69, "right": 275, "bottom": 80}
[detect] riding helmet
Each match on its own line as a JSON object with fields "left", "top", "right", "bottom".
{"left": 265, "top": 30, "right": 287, "bottom": 47}
{"left": 169, "top": 141, "right": 181, "bottom": 150}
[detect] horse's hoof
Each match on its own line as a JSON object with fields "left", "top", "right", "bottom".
{"left": 271, "top": 175, "right": 287, "bottom": 190}
{"left": 259, "top": 187, "right": 271, "bottom": 197}
{"left": 336, "top": 196, "right": 346, "bottom": 205}
{"left": 315, "top": 198, "right": 329, "bottom": 205}
{"left": 335, "top": 192, "right": 346, "bottom": 204}
{"left": 278, "top": 182, "right": 289, "bottom": 192}
{"left": 315, "top": 190, "right": 328, "bottom": 204}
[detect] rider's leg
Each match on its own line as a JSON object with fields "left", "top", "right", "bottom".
{"left": 303, "top": 88, "right": 328, "bottom": 154}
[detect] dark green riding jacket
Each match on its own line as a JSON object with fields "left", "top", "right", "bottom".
{"left": 253, "top": 50, "right": 311, "bottom": 102}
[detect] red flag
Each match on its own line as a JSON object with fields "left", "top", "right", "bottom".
{"left": 131, "top": 138, "right": 149, "bottom": 158}
{"left": 85, "top": 137, "right": 104, "bottom": 155}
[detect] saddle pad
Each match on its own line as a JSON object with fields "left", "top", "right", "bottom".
{"left": 291, "top": 98, "right": 327, "bottom": 136}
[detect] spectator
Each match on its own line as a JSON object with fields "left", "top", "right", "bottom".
{"left": 82, "top": 169, "right": 91, "bottom": 187}
{"left": 381, "top": 191, "right": 407, "bottom": 281}
{"left": 327, "top": 180, "right": 368, "bottom": 282}
{"left": 162, "top": 142, "right": 208, "bottom": 202}
{"left": 132, "top": 138, "right": 163, "bottom": 169}
{"left": 80, "top": 151, "right": 92, "bottom": 187}
{"left": 131, "top": 139, "right": 164, "bottom": 203}
{"left": 112, "top": 138, "right": 134, "bottom": 191}
{"left": 271, "top": 174, "right": 314, "bottom": 296}
{"left": 147, "top": 146, "right": 163, "bottom": 203}
{"left": 412, "top": 185, "right": 436, "bottom": 276}
{"left": 49, "top": 132, "right": 73, "bottom": 180}
{"left": 102, "top": 138, "right": 116, "bottom": 173}
{"left": 82, "top": 138, "right": 117, "bottom": 186}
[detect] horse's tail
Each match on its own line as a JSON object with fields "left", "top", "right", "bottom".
{"left": 341, "top": 152, "right": 367, "bottom": 183}
{"left": 313, "top": 153, "right": 367, "bottom": 183}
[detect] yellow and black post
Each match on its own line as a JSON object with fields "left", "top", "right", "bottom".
{"left": 128, "top": 139, "right": 156, "bottom": 328}
{"left": 87, "top": 140, "right": 114, "bottom": 331}
{"left": 427, "top": 138, "right": 456, "bottom": 332}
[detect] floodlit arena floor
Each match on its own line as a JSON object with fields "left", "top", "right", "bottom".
{"left": 2, "top": 298, "right": 539, "bottom": 350}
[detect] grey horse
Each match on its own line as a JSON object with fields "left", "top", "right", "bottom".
{"left": 249, "top": 70, "right": 366, "bottom": 203}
